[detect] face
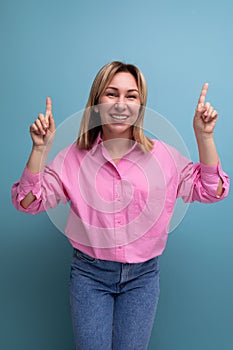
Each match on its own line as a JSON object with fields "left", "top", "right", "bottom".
{"left": 96, "top": 72, "right": 141, "bottom": 140}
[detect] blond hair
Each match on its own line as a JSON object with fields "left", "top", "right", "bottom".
{"left": 77, "top": 61, "right": 153, "bottom": 151}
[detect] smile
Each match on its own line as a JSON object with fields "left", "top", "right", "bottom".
{"left": 111, "top": 115, "right": 128, "bottom": 120}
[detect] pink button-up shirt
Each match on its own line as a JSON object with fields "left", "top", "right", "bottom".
{"left": 12, "top": 135, "right": 230, "bottom": 263}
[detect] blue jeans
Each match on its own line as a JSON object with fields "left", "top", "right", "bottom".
{"left": 69, "top": 249, "right": 160, "bottom": 350}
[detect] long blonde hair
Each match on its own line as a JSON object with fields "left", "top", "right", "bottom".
{"left": 77, "top": 61, "right": 153, "bottom": 151}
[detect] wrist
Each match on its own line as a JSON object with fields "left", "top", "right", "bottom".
{"left": 194, "top": 130, "right": 215, "bottom": 142}
{"left": 32, "top": 144, "right": 52, "bottom": 155}
{"left": 32, "top": 145, "right": 46, "bottom": 152}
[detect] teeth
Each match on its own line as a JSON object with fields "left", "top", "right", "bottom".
{"left": 111, "top": 115, "right": 128, "bottom": 120}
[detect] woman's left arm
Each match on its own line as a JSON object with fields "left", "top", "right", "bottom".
{"left": 193, "top": 83, "right": 223, "bottom": 196}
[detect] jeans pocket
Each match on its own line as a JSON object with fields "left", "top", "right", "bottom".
{"left": 74, "top": 249, "right": 97, "bottom": 263}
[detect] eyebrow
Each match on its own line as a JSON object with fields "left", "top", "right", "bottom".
{"left": 106, "top": 86, "right": 139, "bottom": 93}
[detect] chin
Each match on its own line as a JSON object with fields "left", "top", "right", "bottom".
{"left": 103, "top": 124, "right": 132, "bottom": 138}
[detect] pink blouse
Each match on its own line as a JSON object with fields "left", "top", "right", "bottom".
{"left": 12, "top": 135, "right": 230, "bottom": 263}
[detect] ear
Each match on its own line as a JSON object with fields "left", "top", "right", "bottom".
{"left": 94, "top": 105, "right": 99, "bottom": 113}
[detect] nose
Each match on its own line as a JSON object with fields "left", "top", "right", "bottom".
{"left": 115, "top": 98, "right": 127, "bottom": 112}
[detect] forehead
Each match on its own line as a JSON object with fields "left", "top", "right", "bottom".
{"left": 107, "top": 72, "right": 138, "bottom": 89}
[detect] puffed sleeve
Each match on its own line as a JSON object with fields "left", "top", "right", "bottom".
{"left": 177, "top": 160, "right": 230, "bottom": 203}
{"left": 163, "top": 143, "right": 230, "bottom": 203}
{"left": 12, "top": 149, "right": 70, "bottom": 214}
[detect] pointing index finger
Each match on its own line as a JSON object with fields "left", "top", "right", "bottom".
{"left": 45, "top": 97, "right": 52, "bottom": 121}
{"left": 198, "top": 83, "right": 209, "bottom": 105}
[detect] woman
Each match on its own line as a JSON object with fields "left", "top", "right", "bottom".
{"left": 12, "top": 61, "right": 229, "bottom": 349}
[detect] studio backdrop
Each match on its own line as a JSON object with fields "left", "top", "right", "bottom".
{"left": 1, "top": 0, "right": 232, "bottom": 349}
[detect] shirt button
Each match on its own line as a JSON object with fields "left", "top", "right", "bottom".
{"left": 116, "top": 217, "right": 121, "bottom": 223}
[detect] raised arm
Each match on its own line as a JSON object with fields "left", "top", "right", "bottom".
{"left": 20, "top": 97, "right": 56, "bottom": 208}
{"left": 193, "top": 83, "right": 223, "bottom": 196}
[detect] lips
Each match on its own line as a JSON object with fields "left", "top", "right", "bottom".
{"left": 110, "top": 114, "right": 128, "bottom": 120}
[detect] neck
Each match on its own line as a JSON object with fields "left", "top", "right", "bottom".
{"left": 102, "top": 131, "right": 134, "bottom": 160}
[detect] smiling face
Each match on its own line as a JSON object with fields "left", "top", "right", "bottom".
{"left": 97, "top": 72, "right": 141, "bottom": 140}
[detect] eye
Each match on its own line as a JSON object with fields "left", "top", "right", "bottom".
{"left": 106, "top": 92, "right": 117, "bottom": 97}
{"left": 127, "top": 95, "right": 137, "bottom": 100}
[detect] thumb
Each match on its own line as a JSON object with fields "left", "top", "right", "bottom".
{"left": 195, "top": 103, "right": 206, "bottom": 118}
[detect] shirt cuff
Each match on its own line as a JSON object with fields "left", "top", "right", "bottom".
{"left": 200, "top": 161, "right": 221, "bottom": 174}
{"left": 200, "top": 161, "right": 228, "bottom": 199}
{"left": 18, "top": 166, "right": 42, "bottom": 199}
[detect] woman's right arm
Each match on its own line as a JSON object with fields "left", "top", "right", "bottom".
{"left": 18, "top": 97, "right": 56, "bottom": 209}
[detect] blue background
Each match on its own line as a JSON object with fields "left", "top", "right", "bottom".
{"left": 1, "top": 0, "right": 232, "bottom": 349}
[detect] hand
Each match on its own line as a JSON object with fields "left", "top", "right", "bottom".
{"left": 30, "top": 97, "right": 56, "bottom": 149}
{"left": 193, "top": 83, "right": 218, "bottom": 138}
